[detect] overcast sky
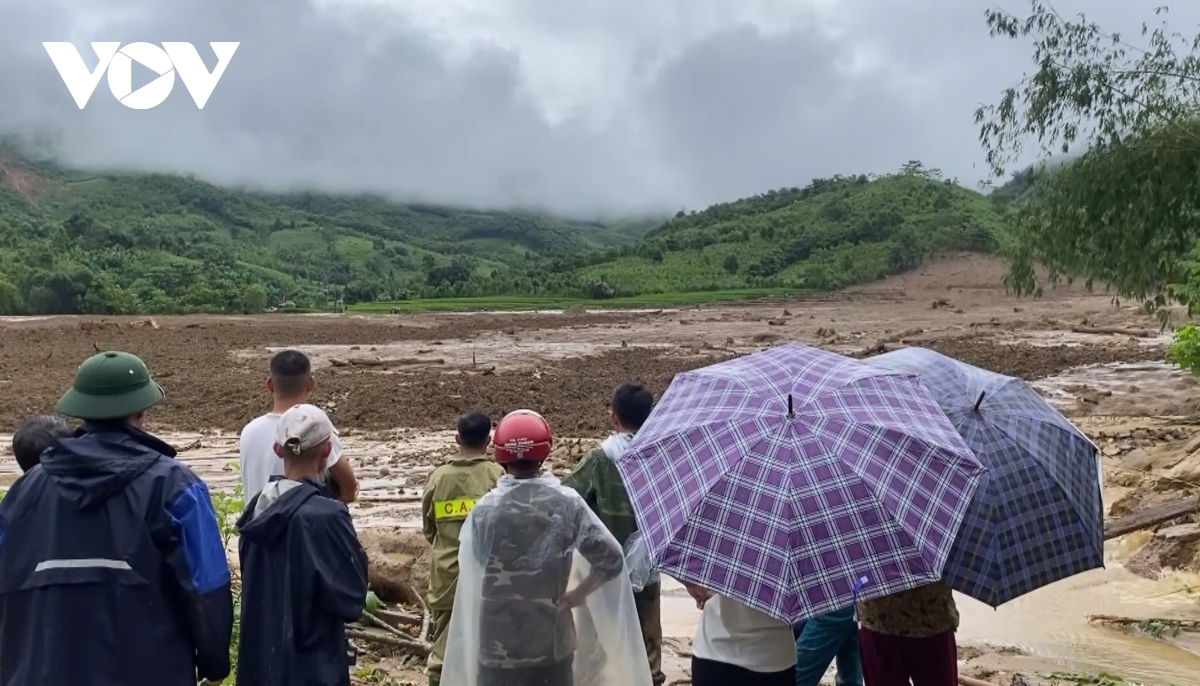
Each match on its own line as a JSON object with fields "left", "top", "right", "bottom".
{"left": 0, "top": 0, "right": 1194, "bottom": 218}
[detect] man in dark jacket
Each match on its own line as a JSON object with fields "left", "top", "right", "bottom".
{"left": 236, "top": 403, "right": 368, "bottom": 686}
{"left": 10, "top": 414, "right": 70, "bottom": 473}
{"left": 0, "top": 350, "right": 234, "bottom": 686}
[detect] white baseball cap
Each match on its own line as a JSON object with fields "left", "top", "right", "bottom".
{"left": 275, "top": 404, "right": 338, "bottom": 456}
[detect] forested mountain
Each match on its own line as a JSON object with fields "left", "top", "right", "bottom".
{"left": 0, "top": 151, "right": 1010, "bottom": 314}
{"left": 0, "top": 149, "right": 653, "bottom": 314}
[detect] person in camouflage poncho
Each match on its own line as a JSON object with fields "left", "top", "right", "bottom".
{"left": 441, "top": 410, "right": 652, "bottom": 686}
{"left": 562, "top": 383, "right": 665, "bottom": 685}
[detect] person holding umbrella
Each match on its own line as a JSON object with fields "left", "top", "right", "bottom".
{"left": 793, "top": 606, "right": 862, "bottom": 686}
{"left": 855, "top": 347, "right": 1105, "bottom": 686}
{"left": 683, "top": 581, "right": 797, "bottom": 685}
{"left": 613, "top": 343, "right": 983, "bottom": 680}
{"left": 855, "top": 582, "right": 959, "bottom": 685}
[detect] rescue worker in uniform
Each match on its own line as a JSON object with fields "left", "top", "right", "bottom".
{"left": 421, "top": 411, "right": 505, "bottom": 686}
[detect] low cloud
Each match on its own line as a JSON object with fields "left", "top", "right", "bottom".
{"left": 0, "top": 0, "right": 1187, "bottom": 217}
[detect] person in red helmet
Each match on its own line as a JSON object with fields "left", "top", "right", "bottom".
{"left": 440, "top": 410, "right": 653, "bottom": 686}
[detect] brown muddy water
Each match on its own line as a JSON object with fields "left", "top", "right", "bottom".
{"left": 1, "top": 426, "right": 1198, "bottom": 684}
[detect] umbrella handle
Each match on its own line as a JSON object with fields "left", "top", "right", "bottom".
{"left": 850, "top": 575, "right": 869, "bottom": 621}
{"left": 972, "top": 392, "right": 986, "bottom": 412}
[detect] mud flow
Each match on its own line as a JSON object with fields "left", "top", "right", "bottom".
{"left": 1, "top": 255, "right": 1198, "bottom": 684}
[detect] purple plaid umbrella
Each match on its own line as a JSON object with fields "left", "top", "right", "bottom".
{"left": 615, "top": 342, "right": 984, "bottom": 624}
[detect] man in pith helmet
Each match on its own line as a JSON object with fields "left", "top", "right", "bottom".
{"left": 0, "top": 350, "right": 234, "bottom": 686}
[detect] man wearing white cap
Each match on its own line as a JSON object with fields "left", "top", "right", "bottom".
{"left": 234, "top": 404, "right": 369, "bottom": 686}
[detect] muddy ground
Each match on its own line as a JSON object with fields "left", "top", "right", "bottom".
{"left": 2, "top": 253, "right": 1199, "bottom": 685}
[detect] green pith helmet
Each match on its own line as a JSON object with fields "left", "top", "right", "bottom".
{"left": 56, "top": 351, "right": 165, "bottom": 421}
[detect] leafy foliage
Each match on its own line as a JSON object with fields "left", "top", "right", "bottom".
{"left": 975, "top": 1, "right": 1200, "bottom": 318}
{"left": 1166, "top": 323, "right": 1200, "bottom": 374}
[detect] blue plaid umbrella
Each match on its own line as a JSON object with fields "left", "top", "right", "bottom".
{"left": 866, "top": 347, "right": 1103, "bottom": 606}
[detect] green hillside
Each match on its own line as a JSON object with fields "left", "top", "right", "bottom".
{"left": 0, "top": 149, "right": 652, "bottom": 314}
{"left": 553, "top": 163, "right": 1006, "bottom": 297}
{"left": 0, "top": 150, "right": 1009, "bottom": 315}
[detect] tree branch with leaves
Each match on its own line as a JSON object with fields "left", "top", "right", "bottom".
{"left": 976, "top": 1, "right": 1200, "bottom": 324}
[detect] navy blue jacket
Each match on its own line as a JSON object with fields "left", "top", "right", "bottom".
{"left": 0, "top": 423, "right": 234, "bottom": 685}
{"left": 236, "top": 477, "right": 367, "bottom": 686}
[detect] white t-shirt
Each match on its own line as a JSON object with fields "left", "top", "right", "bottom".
{"left": 239, "top": 412, "right": 343, "bottom": 504}
{"left": 691, "top": 595, "right": 797, "bottom": 673}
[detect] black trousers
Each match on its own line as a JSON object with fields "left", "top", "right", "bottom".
{"left": 479, "top": 657, "right": 573, "bottom": 686}
{"left": 691, "top": 656, "right": 795, "bottom": 686}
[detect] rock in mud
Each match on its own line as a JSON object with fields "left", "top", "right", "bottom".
{"left": 359, "top": 528, "right": 430, "bottom": 605}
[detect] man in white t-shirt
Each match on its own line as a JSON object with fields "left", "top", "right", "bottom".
{"left": 239, "top": 349, "right": 359, "bottom": 505}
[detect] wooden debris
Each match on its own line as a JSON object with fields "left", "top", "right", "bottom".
{"left": 329, "top": 357, "right": 445, "bottom": 367}
{"left": 345, "top": 627, "right": 430, "bottom": 656}
{"left": 374, "top": 608, "right": 423, "bottom": 628}
{"left": 1070, "top": 325, "right": 1156, "bottom": 338}
{"left": 1103, "top": 497, "right": 1198, "bottom": 540}
{"left": 848, "top": 342, "right": 904, "bottom": 358}
{"left": 1156, "top": 522, "right": 1200, "bottom": 543}
{"left": 175, "top": 439, "right": 203, "bottom": 452}
{"left": 1088, "top": 614, "right": 1200, "bottom": 631}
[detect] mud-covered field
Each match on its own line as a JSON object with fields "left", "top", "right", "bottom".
{"left": 3, "top": 254, "right": 1200, "bottom": 685}
{"left": 0, "top": 254, "right": 1177, "bottom": 434}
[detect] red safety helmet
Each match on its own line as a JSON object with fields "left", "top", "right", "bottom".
{"left": 492, "top": 409, "right": 553, "bottom": 464}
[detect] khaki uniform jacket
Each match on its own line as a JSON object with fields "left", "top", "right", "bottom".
{"left": 422, "top": 452, "right": 505, "bottom": 610}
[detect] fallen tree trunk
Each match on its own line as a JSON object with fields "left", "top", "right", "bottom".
{"left": 1071, "top": 325, "right": 1157, "bottom": 338}
{"left": 1089, "top": 614, "right": 1200, "bottom": 631}
{"left": 330, "top": 357, "right": 445, "bottom": 367}
{"left": 1103, "top": 497, "right": 1198, "bottom": 540}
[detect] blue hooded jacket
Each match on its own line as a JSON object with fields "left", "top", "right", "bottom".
{"left": 0, "top": 423, "right": 234, "bottom": 685}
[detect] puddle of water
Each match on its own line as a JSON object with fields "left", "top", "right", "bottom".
{"left": 656, "top": 556, "right": 1200, "bottom": 685}
{"left": 954, "top": 560, "right": 1200, "bottom": 685}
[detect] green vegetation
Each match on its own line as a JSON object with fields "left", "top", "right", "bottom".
{"left": 561, "top": 162, "right": 1003, "bottom": 297}
{"left": 0, "top": 143, "right": 652, "bottom": 314}
{"left": 975, "top": 0, "right": 1200, "bottom": 374}
{"left": 977, "top": 3, "right": 1200, "bottom": 306}
{"left": 0, "top": 135, "right": 1007, "bottom": 315}
{"left": 209, "top": 471, "right": 243, "bottom": 685}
